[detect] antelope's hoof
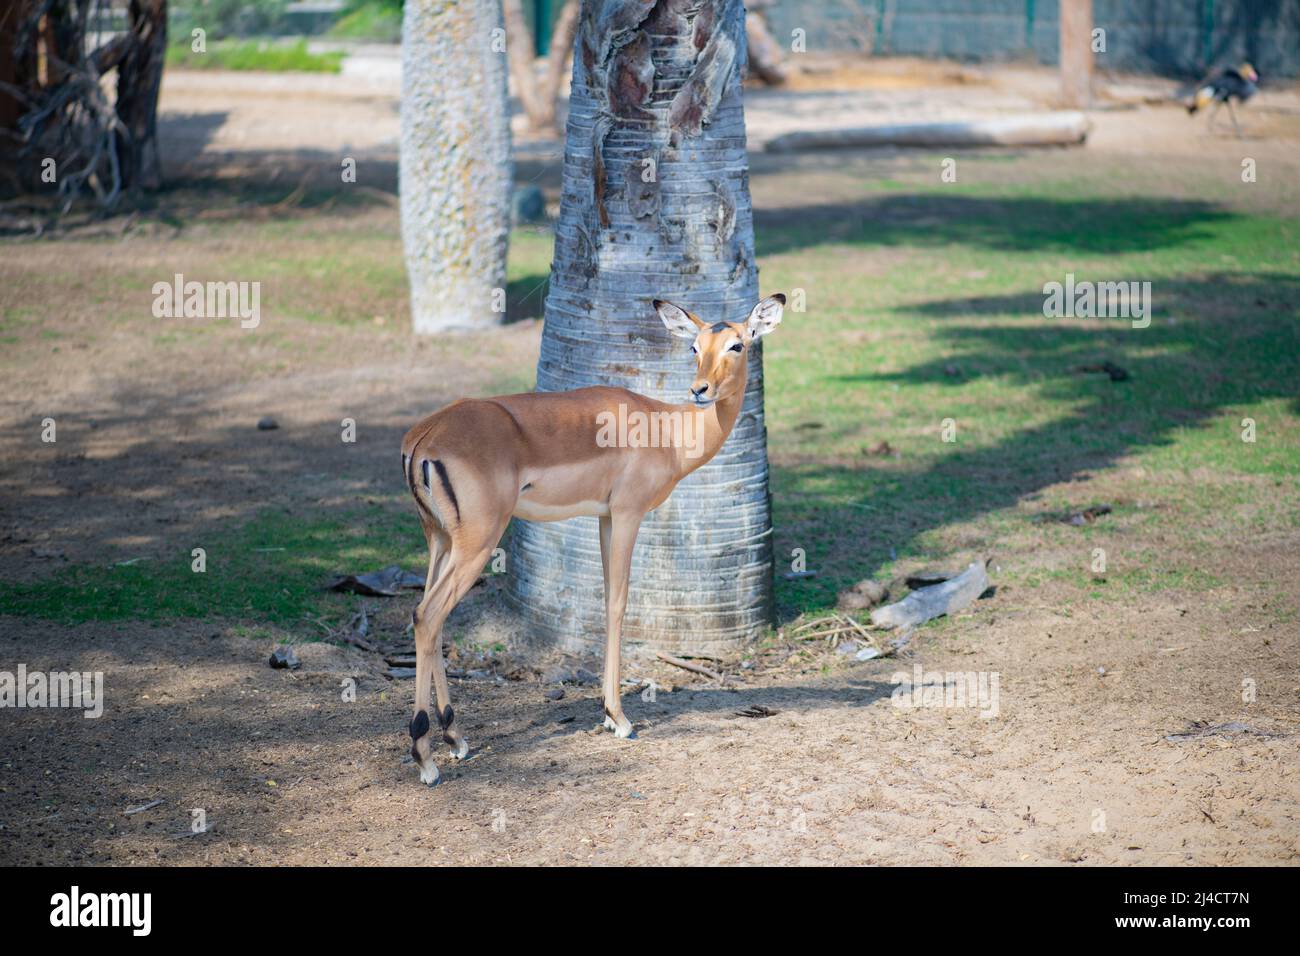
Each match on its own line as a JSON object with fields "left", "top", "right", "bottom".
{"left": 449, "top": 737, "right": 470, "bottom": 760}
{"left": 417, "top": 762, "right": 441, "bottom": 786}
{"left": 603, "top": 715, "right": 637, "bottom": 739}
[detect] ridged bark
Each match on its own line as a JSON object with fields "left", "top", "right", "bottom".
{"left": 400, "top": 0, "right": 512, "bottom": 333}
{"left": 506, "top": 0, "right": 772, "bottom": 656}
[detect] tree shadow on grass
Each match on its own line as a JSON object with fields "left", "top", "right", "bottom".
{"left": 147, "top": 149, "right": 401, "bottom": 226}
{"left": 139, "top": 118, "right": 564, "bottom": 233}
{"left": 771, "top": 272, "right": 1300, "bottom": 617}
{"left": 506, "top": 272, "right": 550, "bottom": 323}
{"left": 49, "top": 123, "right": 564, "bottom": 235}
{"left": 754, "top": 193, "right": 1237, "bottom": 256}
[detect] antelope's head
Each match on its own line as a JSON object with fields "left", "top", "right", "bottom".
{"left": 654, "top": 294, "right": 785, "bottom": 407}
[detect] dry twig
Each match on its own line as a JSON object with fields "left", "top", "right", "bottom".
{"left": 655, "top": 652, "right": 725, "bottom": 682}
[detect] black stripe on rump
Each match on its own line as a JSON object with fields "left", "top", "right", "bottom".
{"left": 406, "top": 451, "right": 438, "bottom": 525}
{"left": 432, "top": 459, "right": 460, "bottom": 522}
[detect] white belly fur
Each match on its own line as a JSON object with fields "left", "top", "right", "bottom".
{"left": 512, "top": 498, "right": 611, "bottom": 522}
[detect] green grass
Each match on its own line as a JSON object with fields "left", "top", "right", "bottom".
{"left": 166, "top": 39, "right": 344, "bottom": 73}
{"left": 328, "top": 1, "right": 402, "bottom": 42}
{"left": 756, "top": 174, "right": 1300, "bottom": 616}
{"left": 0, "top": 227, "right": 555, "bottom": 626}
{"left": 3, "top": 153, "right": 1298, "bottom": 629}
{"left": 0, "top": 504, "right": 424, "bottom": 624}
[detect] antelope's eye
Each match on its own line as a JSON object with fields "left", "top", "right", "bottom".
{"left": 729, "top": 342, "right": 743, "bottom": 352}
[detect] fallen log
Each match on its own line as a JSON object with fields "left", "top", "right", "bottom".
{"left": 766, "top": 112, "right": 1091, "bottom": 153}
{"left": 871, "top": 561, "right": 989, "bottom": 630}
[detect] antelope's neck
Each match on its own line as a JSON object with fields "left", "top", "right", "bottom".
{"left": 674, "top": 372, "right": 747, "bottom": 481}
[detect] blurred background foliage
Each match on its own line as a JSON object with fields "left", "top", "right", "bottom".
{"left": 170, "top": 0, "right": 291, "bottom": 39}
{"left": 169, "top": 1, "right": 402, "bottom": 42}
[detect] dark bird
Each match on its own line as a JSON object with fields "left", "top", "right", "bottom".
{"left": 1188, "top": 62, "right": 1259, "bottom": 136}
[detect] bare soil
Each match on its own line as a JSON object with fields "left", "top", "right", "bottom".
{"left": 5, "top": 588, "right": 1297, "bottom": 865}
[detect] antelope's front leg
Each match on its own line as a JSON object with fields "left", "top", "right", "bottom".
{"left": 599, "top": 512, "right": 639, "bottom": 739}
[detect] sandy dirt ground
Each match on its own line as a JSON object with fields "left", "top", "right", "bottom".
{"left": 1, "top": 60, "right": 1298, "bottom": 865}
{"left": 5, "top": 587, "right": 1299, "bottom": 865}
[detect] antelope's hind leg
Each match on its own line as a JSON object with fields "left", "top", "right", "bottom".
{"left": 409, "top": 531, "right": 503, "bottom": 785}
{"left": 410, "top": 534, "right": 452, "bottom": 786}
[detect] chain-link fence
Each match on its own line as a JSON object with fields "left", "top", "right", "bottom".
{"left": 766, "top": 0, "right": 1300, "bottom": 78}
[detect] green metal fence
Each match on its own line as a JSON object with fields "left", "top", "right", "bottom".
{"left": 765, "top": 0, "right": 1300, "bottom": 78}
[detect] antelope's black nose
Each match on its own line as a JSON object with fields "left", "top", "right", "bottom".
{"left": 690, "top": 383, "right": 709, "bottom": 399}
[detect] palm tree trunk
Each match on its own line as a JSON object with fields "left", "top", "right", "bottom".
{"left": 400, "top": 0, "right": 512, "bottom": 334}
{"left": 506, "top": 0, "right": 772, "bottom": 656}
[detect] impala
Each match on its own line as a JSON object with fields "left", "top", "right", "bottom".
{"left": 399, "top": 294, "right": 785, "bottom": 784}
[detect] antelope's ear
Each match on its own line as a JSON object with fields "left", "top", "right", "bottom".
{"left": 655, "top": 299, "right": 703, "bottom": 340}
{"left": 746, "top": 293, "right": 785, "bottom": 339}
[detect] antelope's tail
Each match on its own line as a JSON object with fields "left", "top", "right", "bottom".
{"left": 402, "top": 448, "right": 460, "bottom": 531}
